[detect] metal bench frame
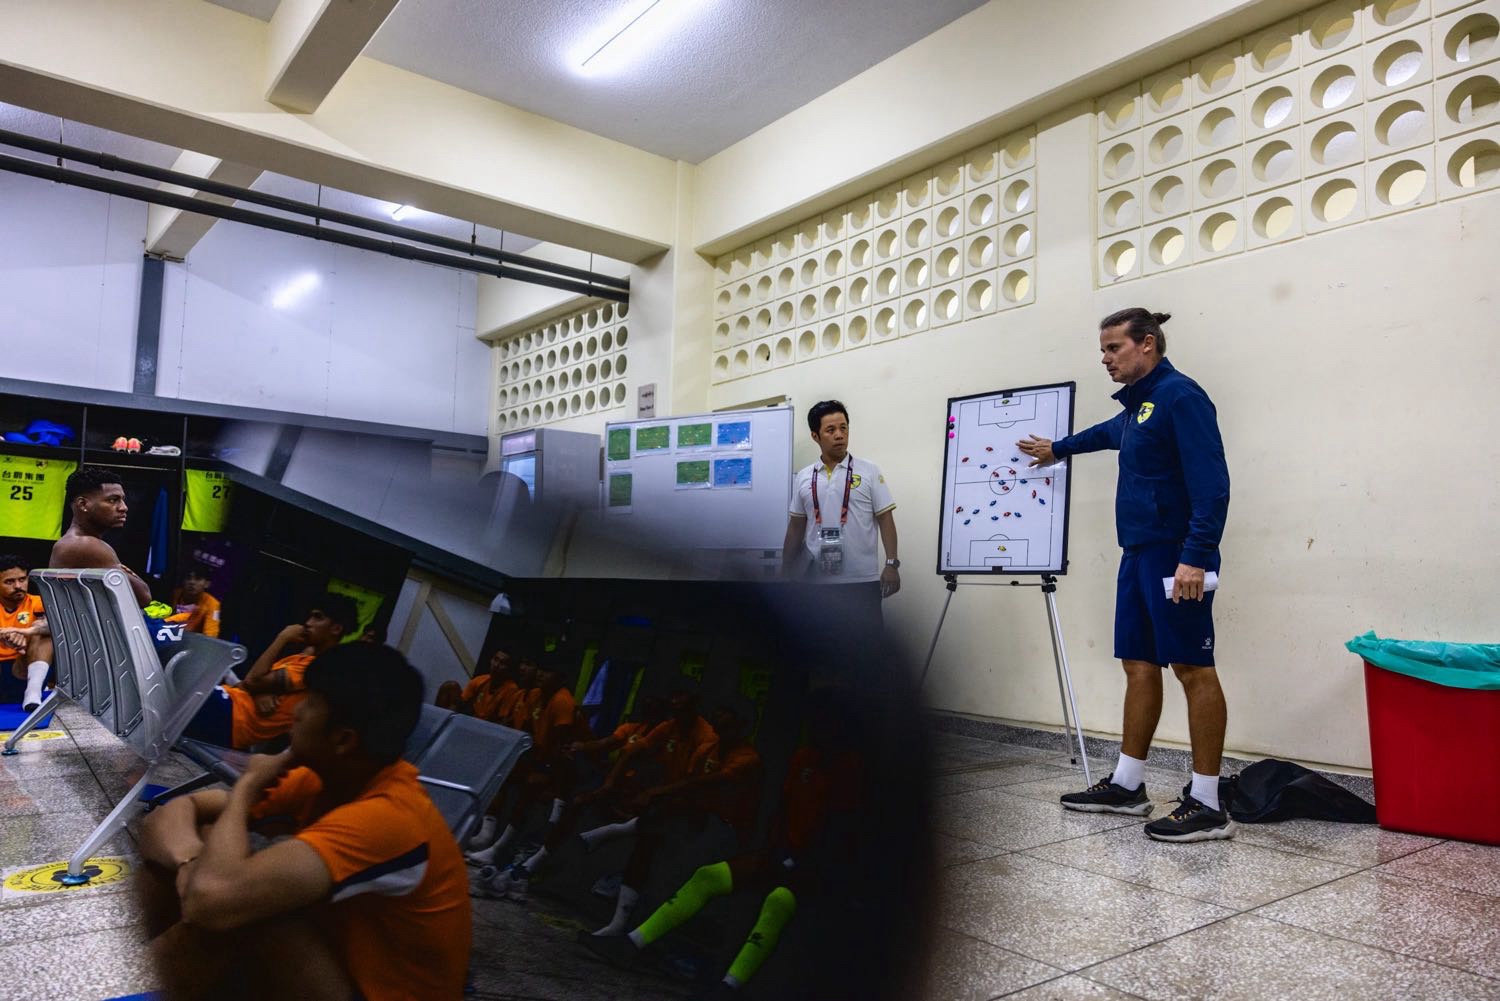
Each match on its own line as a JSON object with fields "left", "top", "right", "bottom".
{"left": 2, "top": 569, "right": 246, "bottom": 884}
{"left": 156, "top": 686, "right": 532, "bottom": 843}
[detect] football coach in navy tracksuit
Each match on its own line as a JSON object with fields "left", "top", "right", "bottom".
{"left": 1016, "top": 307, "right": 1234, "bottom": 843}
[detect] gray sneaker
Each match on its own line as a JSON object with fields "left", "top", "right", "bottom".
{"left": 1144, "top": 796, "right": 1235, "bottom": 842}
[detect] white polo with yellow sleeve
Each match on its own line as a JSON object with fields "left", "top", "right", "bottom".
{"left": 789, "top": 456, "right": 896, "bottom": 584}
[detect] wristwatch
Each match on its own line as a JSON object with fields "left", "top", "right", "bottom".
{"left": 885, "top": 559, "right": 901, "bottom": 569}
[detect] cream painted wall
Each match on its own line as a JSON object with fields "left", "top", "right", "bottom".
{"left": 475, "top": 243, "right": 632, "bottom": 342}
{"left": 693, "top": 0, "right": 1313, "bottom": 254}
{"left": 702, "top": 104, "right": 1500, "bottom": 770}
{"left": 485, "top": 164, "right": 714, "bottom": 444}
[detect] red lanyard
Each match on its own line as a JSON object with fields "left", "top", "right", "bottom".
{"left": 811, "top": 457, "right": 854, "bottom": 528}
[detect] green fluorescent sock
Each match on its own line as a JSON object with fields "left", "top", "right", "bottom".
{"left": 725, "top": 886, "right": 797, "bottom": 985}
{"left": 634, "top": 861, "right": 734, "bottom": 946}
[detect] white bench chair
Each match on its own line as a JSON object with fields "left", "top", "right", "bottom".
{"left": 2, "top": 569, "right": 246, "bottom": 885}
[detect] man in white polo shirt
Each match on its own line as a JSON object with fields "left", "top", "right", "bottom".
{"left": 781, "top": 401, "right": 901, "bottom": 620}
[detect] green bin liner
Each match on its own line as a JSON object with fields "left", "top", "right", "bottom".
{"left": 1346, "top": 631, "right": 1500, "bottom": 691}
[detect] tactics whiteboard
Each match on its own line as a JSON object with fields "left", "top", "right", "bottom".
{"left": 601, "top": 406, "right": 793, "bottom": 554}
{"left": 938, "top": 382, "right": 1075, "bottom": 575}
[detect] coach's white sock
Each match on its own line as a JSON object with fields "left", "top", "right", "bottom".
{"left": 23, "top": 661, "right": 48, "bottom": 708}
{"left": 548, "top": 797, "right": 566, "bottom": 824}
{"left": 1112, "top": 752, "right": 1146, "bottom": 791}
{"left": 580, "top": 817, "right": 637, "bottom": 850}
{"left": 594, "top": 884, "right": 639, "bottom": 936}
{"left": 521, "top": 845, "right": 549, "bottom": 873}
{"left": 1190, "top": 772, "right": 1221, "bottom": 812}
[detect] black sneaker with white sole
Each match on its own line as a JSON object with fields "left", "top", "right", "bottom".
{"left": 1059, "top": 773, "right": 1152, "bottom": 816}
{"left": 1143, "top": 795, "right": 1236, "bottom": 842}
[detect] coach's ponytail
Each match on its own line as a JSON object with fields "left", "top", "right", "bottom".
{"left": 1100, "top": 307, "right": 1169, "bottom": 356}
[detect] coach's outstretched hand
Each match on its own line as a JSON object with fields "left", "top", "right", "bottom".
{"left": 1016, "top": 435, "right": 1057, "bottom": 468}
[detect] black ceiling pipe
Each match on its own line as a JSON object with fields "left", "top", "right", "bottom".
{"left": 0, "top": 127, "right": 630, "bottom": 292}
{"left": 0, "top": 151, "right": 630, "bottom": 303}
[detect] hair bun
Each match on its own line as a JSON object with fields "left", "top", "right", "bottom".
{"left": 1151, "top": 312, "right": 1172, "bottom": 325}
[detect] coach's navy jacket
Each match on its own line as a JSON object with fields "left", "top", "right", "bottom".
{"left": 1052, "top": 358, "right": 1229, "bottom": 568}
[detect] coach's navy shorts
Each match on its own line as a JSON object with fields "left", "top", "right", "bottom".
{"left": 1114, "top": 542, "right": 1219, "bottom": 667}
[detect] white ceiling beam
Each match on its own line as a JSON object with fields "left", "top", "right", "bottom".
{"left": 144, "top": 151, "right": 268, "bottom": 260}
{"left": 266, "top": 0, "right": 403, "bottom": 113}
{"left": 158, "top": 1, "right": 401, "bottom": 256}
{"left": 0, "top": 0, "right": 677, "bottom": 261}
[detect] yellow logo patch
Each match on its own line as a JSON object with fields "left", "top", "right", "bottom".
{"left": 3, "top": 857, "right": 131, "bottom": 896}
{"left": 16, "top": 612, "right": 29, "bottom": 625}
{"left": 850, "top": 474, "right": 863, "bottom": 488}
{"left": 0, "top": 730, "right": 67, "bottom": 744}
{"left": 1137, "top": 402, "right": 1155, "bottom": 424}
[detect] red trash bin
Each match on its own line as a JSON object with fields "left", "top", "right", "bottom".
{"left": 1363, "top": 660, "right": 1500, "bottom": 845}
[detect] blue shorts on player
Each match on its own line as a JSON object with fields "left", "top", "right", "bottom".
{"left": 1114, "top": 542, "right": 1219, "bottom": 667}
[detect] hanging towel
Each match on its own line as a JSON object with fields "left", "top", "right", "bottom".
{"left": 146, "top": 486, "right": 171, "bottom": 578}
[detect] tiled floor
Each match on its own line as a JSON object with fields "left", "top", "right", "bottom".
{"left": 468, "top": 886, "right": 698, "bottom": 1000}
{"left": 926, "top": 733, "right": 1500, "bottom": 1001}
{"left": 0, "top": 703, "right": 169, "bottom": 1001}
{"left": 0, "top": 705, "right": 721, "bottom": 1001}
{"left": 11, "top": 714, "right": 1500, "bottom": 1001}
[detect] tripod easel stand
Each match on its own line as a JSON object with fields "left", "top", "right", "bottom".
{"left": 920, "top": 573, "right": 1092, "bottom": 786}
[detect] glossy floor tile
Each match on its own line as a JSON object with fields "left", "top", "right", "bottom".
{"left": 939, "top": 853, "right": 1233, "bottom": 969}
{"left": 1373, "top": 839, "right": 1500, "bottom": 898}
{"left": 922, "top": 928, "right": 1062, "bottom": 1001}
{"left": 1023, "top": 824, "right": 1359, "bottom": 909}
{"left": 1084, "top": 912, "right": 1500, "bottom": 1001}
{"left": 936, "top": 786, "right": 1141, "bottom": 851}
{"left": 1255, "top": 870, "right": 1500, "bottom": 981}
{"left": 929, "top": 729, "right": 1500, "bottom": 1001}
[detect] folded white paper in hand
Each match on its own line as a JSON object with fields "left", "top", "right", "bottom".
{"left": 1162, "top": 571, "right": 1219, "bottom": 598}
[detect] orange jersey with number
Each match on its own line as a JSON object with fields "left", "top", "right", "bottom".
{"left": 639, "top": 716, "right": 719, "bottom": 783}
{"left": 508, "top": 687, "right": 542, "bottom": 731}
{"left": 611, "top": 719, "right": 651, "bottom": 749}
{"left": 223, "top": 653, "right": 314, "bottom": 749}
{"left": 779, "top": 746, "right": 864, "bottom": 854}
{"left": 689, "top": 741, "right": 764, "bottom": 832}
{"left": 0, "top": 594, "right": 43, "bottom": 661}
{"left": 169, "top": 589, "right": 221, "bottom": 638}
{"left": 529, "top": 688, "right": 578, "bottom": 759}
{"left": 461, "top": 675, "right": 518, "bottom": 723}
{"left": 251, "top": 761, "right": 471, "bottom": 1001}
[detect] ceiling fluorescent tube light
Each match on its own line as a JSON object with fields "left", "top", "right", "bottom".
{"left": 577, "top": 0, "right": 701, "bottom": 75}
{"left": 391, "top": 204, "right": 416, "bottom": 221}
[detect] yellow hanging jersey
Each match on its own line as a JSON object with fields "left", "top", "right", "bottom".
{"left": 0, "top": 455, "right": 77, "bottom": 540}
{"left": 182, "top": 469, "right": 234, "bottom": 533}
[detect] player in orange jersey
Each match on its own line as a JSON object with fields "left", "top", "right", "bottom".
{"left": 0, "top": 555, "right": 52, "bottom": 711}
{"left": 180, "top": 594, "right": 359, "bottom": 750}
{"left": 140, "top": 643, "right": 471, "bottom": 1001}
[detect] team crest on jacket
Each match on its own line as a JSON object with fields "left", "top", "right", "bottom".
{"left": 1136, "top": 402, "right": 1155, "bottom": 424}
{"left": 849, "top": 473, "right": 863, "bottom": 488}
